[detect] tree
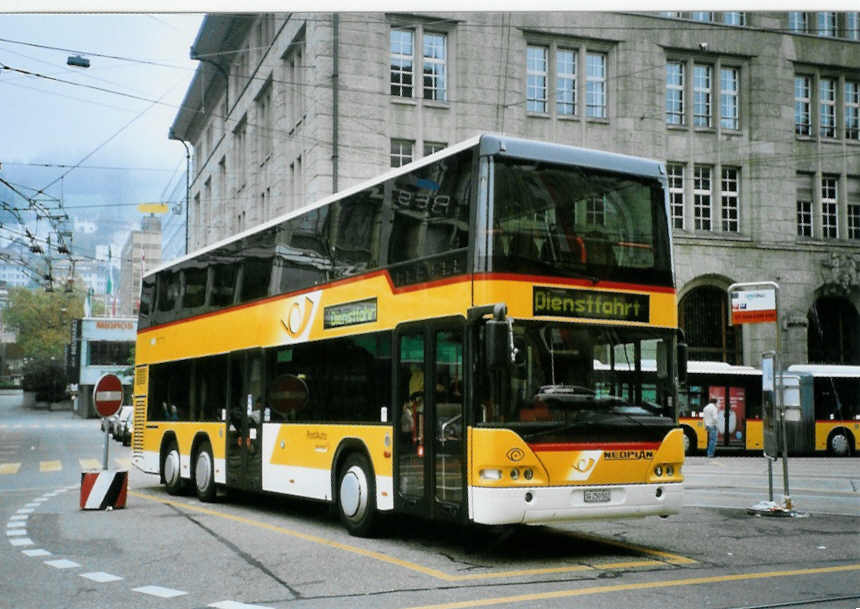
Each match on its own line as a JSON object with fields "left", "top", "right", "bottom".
{"left": 2, "top": 287, "right": 84, "bottom": 361}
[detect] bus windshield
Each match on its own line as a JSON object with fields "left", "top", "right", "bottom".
{"left": 490, "top": 158, "right": 672, "bottom": 286}
{"left": 479, "top": 322, "right": 676, "bottom": 441}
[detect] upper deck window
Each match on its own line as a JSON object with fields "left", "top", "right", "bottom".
{"left": 489, "top": 158, "right": 672, "bottom": 286}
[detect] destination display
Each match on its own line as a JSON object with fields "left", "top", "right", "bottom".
{"left": 533, "top": 287, "right": 649, "bottom": 322}
{"left": 323, "top": 298, "right": 378, "bottom": 329}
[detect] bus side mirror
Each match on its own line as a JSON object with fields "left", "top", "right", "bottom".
{"left": 485, "top": 320, "right": 509, "bottom": 369}
{"left": 677, "top": 342, "right": 688, "bottom": 384}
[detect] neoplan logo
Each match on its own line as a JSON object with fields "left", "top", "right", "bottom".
{"left": 533, "top": 287, "right": 649, "bottom": 323}
{"left": 604, "top": 450, "right": 655, "bottom": 461}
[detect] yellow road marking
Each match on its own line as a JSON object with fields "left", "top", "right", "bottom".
{"left": 559, "top": 530, "right": 698, "bottom": 565}
{"left": 0, "top": 463, "right": 21, "bottom": 474}
{"left": 39, "top": 460, "right": 61, "bottom": 472}
{"left": 403, "top": 564, "right": 860, "bottom": 609}
{"left": 130, "top": 491, "right": 692, "bottom": 582}
{"left": 79, "top": 458, "right": 102, "bottom": 470}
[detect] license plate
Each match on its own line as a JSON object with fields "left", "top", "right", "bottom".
{"left": 583, "top": 489, "right": 611, "bottom": 503}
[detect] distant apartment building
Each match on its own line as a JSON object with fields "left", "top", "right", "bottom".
{"left": 169, "top": 11, "right": 860, "bottom": 367}
{"left": 119, "top": 215, "right": 161, "bottom": 316}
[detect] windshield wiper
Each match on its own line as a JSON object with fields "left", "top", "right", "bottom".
{"left": 536, "top": 385, "right": 627, "bottom": 408}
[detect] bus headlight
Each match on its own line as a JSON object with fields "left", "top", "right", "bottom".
{"left": 666, "top": 465, "right": 674, "bottom": 476}
{"left": 655, "top": 465, "right": 664, "bottom": 477}
{"left": 523, "top": 468, "right": 534, "bottom": 480}
{"left": 480, "top": 469, "right": 502, "bottom": 481}
{"left": 510, "top": 468, "right": 519, "bottom": 480}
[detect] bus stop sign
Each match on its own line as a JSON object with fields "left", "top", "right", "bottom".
{"left": 93, "top": 373, "right": 123, "bottom": 418}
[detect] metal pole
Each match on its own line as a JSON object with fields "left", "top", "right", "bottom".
{"left": 103, "top": 422, "right": 110, "bottom": 471}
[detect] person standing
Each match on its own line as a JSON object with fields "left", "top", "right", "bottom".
{"left": 702, "top": 399, "right": 720, "bottom": 458}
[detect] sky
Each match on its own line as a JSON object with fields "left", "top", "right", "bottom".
{"left": 0, "top": 13, "right": 204, "bottom": 269}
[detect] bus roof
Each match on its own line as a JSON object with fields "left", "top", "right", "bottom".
{"left": 687, "top": 361, "right": 762, "bottom": 376}
{"left": 786, "top": 364, "right": 860, "bottom": 378}
{"left": 147, "top": 134, "right": 666, "bottom": 278}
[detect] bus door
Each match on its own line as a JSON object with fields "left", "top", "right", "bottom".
{"left": 709, "top": 385, "right": 747, "bottom": 447}
{"left": 226, "top": 349, "right": 265, "bottom": 491}
{"left": 394, "top": 320, "right": 466, "bottom": 521}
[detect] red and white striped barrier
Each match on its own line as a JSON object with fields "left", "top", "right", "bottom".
{"left": 80, "top": 470, "right": 128, "bottom": 510}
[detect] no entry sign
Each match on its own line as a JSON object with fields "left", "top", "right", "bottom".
{"left": 93, "top": 373, "right": 123, "bottom": 418}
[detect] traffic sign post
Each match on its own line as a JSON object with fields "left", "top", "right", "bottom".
{"left": 728, "top": 282, "right": 799, "bottom": 517}
{"left": 93, "top": 373, "right": 123, "bottom": 471}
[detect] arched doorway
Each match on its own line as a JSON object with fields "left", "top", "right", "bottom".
{"left": 807, "top": 296, "right": 859, "bottom": 364}
{"left": 679, "top": 285, "right": 742, "bottom": 364}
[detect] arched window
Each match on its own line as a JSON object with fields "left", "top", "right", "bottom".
{"left": 808, "top": 297, "right": 859, "bottom": 364}
{"left": 679, "top": 285, "right": 741, "bottom": 363}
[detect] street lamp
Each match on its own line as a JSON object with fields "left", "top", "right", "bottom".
{"left": 167, "top": 128, "right": 191, "bottom": 255}
{"left": 66, "top": 55, "right": 90, "bottom": 68}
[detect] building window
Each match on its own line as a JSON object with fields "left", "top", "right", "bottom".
{"left": 423, "top": 32, "right": 447, "bottom": 101}
{"left": 556, "top": 48, "right": 576, "bottom": 116}
{"left": 788, "top": 12, "right": 808, "bottom": 33}
{"left": 423, "top": 141, "right": 447, "bottom": 156}
{"left": 586, "top": 52, "right": 607, "bottom": 118}
{"left": 390, "top": 29, "right": 414, "bottom": 98}
{"left": 794, "top": 75, "right": 812, "bottom": 136}
{"left": 691, "top": 12, "right": 713, "bottom": 22}
{"left": 694, "top": 165, "right": 712, "bottom": 231}
{"left": 666, "top": 61, "right": 685, "bottom": 125}
{"left": 586, "top": 197, "right": 606, "bottom": 226}
{"left": 722, "top": 12, "right": 745, "bottom": 26}
{"left": 391, "top": 139, "right": 414, "bottom": 168}
{"left": 679, "top": 286, "right": 741, "bottom": 364}
{"left": 846, "top": 81, "right": 859, "bottom": 140}
{"left": 816, "top": 12, "right": 837, "bottom": 37}
{"left": 797, "top": 200, "right": 813, "bottom": 237}
{"left": 847, "top": 13, "right": 860, "bottom": 40}
{"left": 526, "top": 45, "right": 548, "bottom": 113}
{"left": 693, "top": 64, "right": 712, "bottom": 128}
{"left": 720, "top": 67, "right": 739, "bottom": 130}
{"left": 667, "top": 163, "right": 685, "bottom": 230}
{"left": 720, "top": 167, "right": 740, "bottom": 233}
{"left": 848, "top": 204, "right": 860, "bottom": 240}
{"left": 256, "top": 81, "right": 273, "bottom": 163}
{"left": 821, "top": 176, "right": 838, "bottom": 239}
{"left": 233, "top": 116, "right": 247, "bottom": 191}
{"left": 820, "top": 77, "right": 837, "bottom": 138}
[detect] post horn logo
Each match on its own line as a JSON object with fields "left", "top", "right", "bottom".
{"left": 281, "top": 291, "right": 320, "bottom": 342}
{"left": 506, "top": 448, "right": 525, "bottom": 462}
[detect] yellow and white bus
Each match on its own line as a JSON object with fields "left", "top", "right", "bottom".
{"left": 132, "top": 134, "right": 686, "bottom": 535}
{"left": 679, "top": 362, "right": 859, "bottom": 456}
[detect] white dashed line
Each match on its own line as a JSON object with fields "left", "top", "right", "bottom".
{"left": 6, "top": 529, "right": 27, "bottom": 536}
{"left": 209, "top": 601, "right": 276, "bottom": 609}
{"left": 45, "top": 559, "right": 81, "bottom": 569}
{"left": 9, "top": 537, "right": 34, "bottom": 546}
{"left": 80, "top": 572, "right": 123, "bottom": 583}
{"left": 133, "top": 585, "right": 188, "bottom": 599}
{"left": 9, "top": 514, "right": 27, "bottom": 521}
{"left": 7, "top": 520, "right": 26, "bottom": 528}
{"left": 22, "top": 549, "right": 51, "bottom": 557}
{"left": 16, "top": 508, "right": 34, "bottom": 514}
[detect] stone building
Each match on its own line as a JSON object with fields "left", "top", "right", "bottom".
{"left": 168, "top": 11, "right": 860, "bottom": 367}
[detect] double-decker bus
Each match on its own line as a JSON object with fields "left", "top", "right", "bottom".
{"left": 679, "top": 362, "right": 859, "bottom": 456}
{"left": 132, "top": 134, "right": 685, "bottom": 535}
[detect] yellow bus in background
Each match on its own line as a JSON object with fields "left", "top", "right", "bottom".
{"left": 679, "top": 362, "right": 859, "bottom": 456}
{"left": 132, "top": 134, "right": 686, "bottom": 535}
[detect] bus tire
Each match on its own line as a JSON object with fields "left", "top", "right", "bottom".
{"left": 163, "top": 442, "right": 184, "bottom": 495}
{"left": 682, "top": 427, "right": 698, "bottom": 456}
{"left": 337, "top": 452, "right": 377, "bottom": 537}
{"left": 194, "top": 441, "right": 217, "bottom": 502}
{"left": 827, "top": 429, "right": 853, "bottom": 457}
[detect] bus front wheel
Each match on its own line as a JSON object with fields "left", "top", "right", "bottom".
{"left": 163, "top": 443, "right": 184, "bottom": 495}
{"left": 194, "top": 441, "right": 217, "bottom": 501}
{"left": 827, "top": 430, "right": 853, "bottom": 457}
{"left": 337, "top": 452, "right": 377, "bottom": 537}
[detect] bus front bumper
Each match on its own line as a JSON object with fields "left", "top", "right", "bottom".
{"left": 470, "top": 482, "right": 684, "bottom": 525}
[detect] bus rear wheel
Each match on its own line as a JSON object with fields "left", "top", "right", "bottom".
{"left": 337, "top": 452, "right": 377, "bottom": 537}
{"left": 827, "top": 430, "right": 853, "bottom": 457}
{"left": 194, "top": 441, "right": 216, "bottom": 501}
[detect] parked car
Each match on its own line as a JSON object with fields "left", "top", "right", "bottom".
{"left": 112, "top": 406, "right": 133, "bottom": 443}
{"left": 119, "top": 412, "right": 133, "bottom": 447}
